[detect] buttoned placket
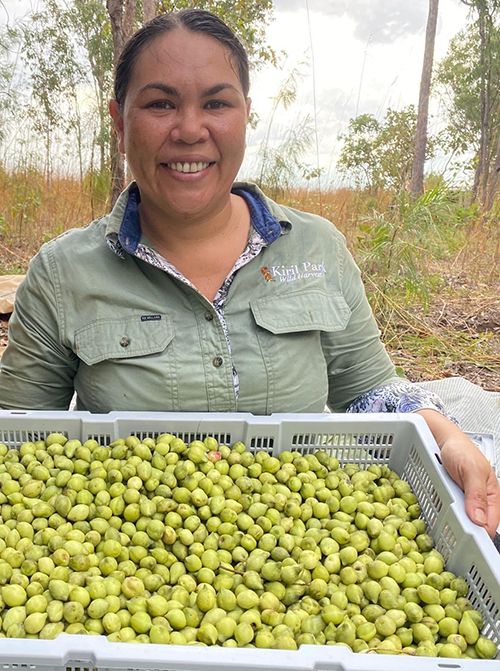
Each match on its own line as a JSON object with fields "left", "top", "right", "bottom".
{"left": 112, "top": 230, "right": 272, "bottom": 410}
{"left": 105, "top": 184, "right": 287, "bottom": 410}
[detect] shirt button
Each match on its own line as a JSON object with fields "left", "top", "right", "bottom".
{"left": 120, "top": 337, "right": 131, "bottom": 348}
{"left": 213, "top": 356, "right": 223, "bottom": 368}
{"left": 205, "top": 312, "right": 214, "bottom": 321}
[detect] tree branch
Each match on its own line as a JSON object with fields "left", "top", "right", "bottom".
{"left": 143, "top": 0, "right": 157, "bottom": 23}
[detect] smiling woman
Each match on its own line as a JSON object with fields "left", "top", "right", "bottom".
{"left": 0, "top": 9, "right": 499, "bottom": 539}
{"left": 109, "top": 24, "right": 251, "bottom": 247}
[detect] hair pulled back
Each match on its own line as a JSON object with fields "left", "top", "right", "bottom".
{"left": 114, "top": 9, "right": 250, "bottom": 108}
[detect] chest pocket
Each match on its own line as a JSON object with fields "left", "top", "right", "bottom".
{"left": 247, "top": 290, "right": 351, "bottom": 414}
{"left": 250, "top": 290, "right": 350, "bottom": 333}
{"left": 74, "top": 315, "right": 174, "bottom": 365}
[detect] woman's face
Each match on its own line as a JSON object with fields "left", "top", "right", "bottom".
{"left": 110, "top": 28, "right": 251, "bottom": 222}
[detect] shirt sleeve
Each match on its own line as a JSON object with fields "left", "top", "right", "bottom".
{"left": 323, "top": 233, "right": 402, "bottom": 411}
{"left": 346, "top": 380, "right": 459, "bottom": 425}
{"left": 0, "top": 244, "right": 78, "bottom": 410}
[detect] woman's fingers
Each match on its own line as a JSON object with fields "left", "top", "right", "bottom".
{"left": 441, "top": 441, "right": 500, "bottom": 538}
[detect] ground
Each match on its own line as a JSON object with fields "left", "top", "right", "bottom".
{"left": 1, "top": 281, "right": 499, "bottom": 391}
{"left": 382, "top": 281, "right": 500, "bottom": 392}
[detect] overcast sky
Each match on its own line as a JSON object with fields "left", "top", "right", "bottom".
{"left": 242, "top": 0, "right": 470, "bottom": 186}
{"left": 2, "top": 0, "right": 470, "bottom": 185}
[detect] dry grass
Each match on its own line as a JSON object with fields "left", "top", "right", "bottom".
{"left": 0, "top": 169, "right": 108, "bottom": 272}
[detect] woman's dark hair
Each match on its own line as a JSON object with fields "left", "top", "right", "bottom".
{"left": 114, "top": 9, "right": 250, "bottom": 107}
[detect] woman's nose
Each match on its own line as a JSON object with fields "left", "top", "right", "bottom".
{"left": 170, "top": 108, "right": 209, "bottom": 144}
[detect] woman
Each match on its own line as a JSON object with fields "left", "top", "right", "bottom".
{"left": 0, "top": 10, "right": 498, "bottom": 537}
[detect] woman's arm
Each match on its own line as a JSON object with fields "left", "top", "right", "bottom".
{"left": 416, "top": 408, "right": 500, "bottom": 538}
{"left": 0, "top": 245, "right": 78, "bottom": 410}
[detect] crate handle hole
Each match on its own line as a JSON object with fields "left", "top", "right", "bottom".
{"left": 437, "top": 665, "right": 461, "bottom": 669}
{"left": 435, "top": 453, "right": 443, "bottom": 465}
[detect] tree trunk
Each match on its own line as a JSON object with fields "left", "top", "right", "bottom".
{"left": 143, "top": 0, "right": 157, "bottom": 23}
{"left": 109, "top": 127, "right": 124, "bottom": 208}
{"left": 485, "top": 129, "right": 500, "bottom": 211}
{"left": 480, "top": 8, "right": 494, "bottom": 204}
{"left": 107, "top": 0, "right": 136, "bottom": 207}
{"left": 471, "top": 8, "right": 488, "bottom": 205}
{"left": 410, "top": 0, "right": 439, "bottom": 198}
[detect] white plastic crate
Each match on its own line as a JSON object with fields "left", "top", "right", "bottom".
{"left": 465, "top": 432, "right": 497, "bottom": 476}
{"left": 0, "top": 410, "right": 499, "bottom": 671}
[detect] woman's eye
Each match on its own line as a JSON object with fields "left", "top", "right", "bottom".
{"left": 206, "top": 100, "right": 228, "bottom": 110}
{"left": 148, "top": 101, "right": 173, "bottom": 109}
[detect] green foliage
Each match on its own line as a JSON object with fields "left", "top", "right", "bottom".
{"left": 337, "top": 114, "right": 381, "bottom": 188}
{"left": 15, "top": 0, "right": 87, "bottom": 184}
{"left": 0, "top": 168, "right": 44, "bottom": 244}
{"left": 255, "top": 65, "right": 314, "bottom": 198}
{"left": 84, "top": 168, "right": 111, "bottom": 207}
{"left": 257, "top": 116, "right": 314, "bottom": 200}
{"left": 157, "top": 0, "right": 278, "bottom": 69}
{"left": 0, "top": 27, "right": 19, "bottom": 149}
{"left": 19, "top": 2, "right": 85, "bottom": 132}
{"left": 69, "top": 0, "right": 114, "bottom": 170}
{"left": 356, "top": 182, "right": 460, "bottom": 307}
{"left": 435, "top": 23, "right": 500, "bottom": 154}
{"left": 338, "top": 106, "right": 435, "bottom": 193}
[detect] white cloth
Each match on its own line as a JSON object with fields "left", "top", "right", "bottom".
{"left": 418, "top": 377, "right": 499, "bottom": 469}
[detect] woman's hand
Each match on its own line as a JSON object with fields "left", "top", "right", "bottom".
{"left": 416, "top": 409, "right": 500, "bottom": 538}
{"left": 439, "top": 437, "right": 500, "bottom": 537}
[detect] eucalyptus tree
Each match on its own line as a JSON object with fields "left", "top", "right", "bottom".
{"left": 410, "top": 0, "right": 439, "bottom": 198}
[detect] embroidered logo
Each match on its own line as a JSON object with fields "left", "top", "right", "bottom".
{"left": 141, "top": 315, "right": 162, "bottom": 321}
{"left": 267, "top": 262, "right": 327, "bottom": 283}
{"left": 261, "top": 267, "right": 275, "bottom": 282}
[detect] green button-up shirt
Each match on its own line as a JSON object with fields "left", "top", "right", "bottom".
{"left": 0, "top": 182, "right": 401, "bottom": 413}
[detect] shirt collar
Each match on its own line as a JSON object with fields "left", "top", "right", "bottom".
{"left": 105, "top": 181, "right": 291, "bottom": 256}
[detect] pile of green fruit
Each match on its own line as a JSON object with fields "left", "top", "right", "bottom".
{"left": 0, "top": 432, "right": 497, "bottom": 659}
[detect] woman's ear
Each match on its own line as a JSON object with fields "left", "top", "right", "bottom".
{"left": 109, "top": 99, "right": 126, "bottom": 154}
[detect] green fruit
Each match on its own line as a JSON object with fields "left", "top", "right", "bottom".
{"left": 459, "top": 611, "right": 479, "bottom": 645}
{"left": 63, "top": 601, "right": 84, "bottom": 623}
{"left": 475, "top": 635, "right": 498, "bottom": 659}
{"left": 2, "top": 585, "right": 27, "bottom": 607}
{"left": 438, "top": 643, "right": 462, "bottom": 658}
{"left": 417, "top": 584, "right": 440, "bottom": 604}
{"left": 439, "top": 617, "right": 459, "bottom": 637}
{"left": 235, "top": 621, "right": 254, "bottom": 645}
{"left": 0, "top": 435, "right": 495, "bottom": 655}
{"left": 166, "top": 609, "right": 186, "bottom": 630}
{"left": 130, "top": 611, "right": 152, "bottom": 634}
{"left": 149, "top": 624, "right": 170, "bottom": 644}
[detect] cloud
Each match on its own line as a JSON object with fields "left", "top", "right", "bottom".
{"left": 273, "top": 0, "right": 428, "bottom": 44}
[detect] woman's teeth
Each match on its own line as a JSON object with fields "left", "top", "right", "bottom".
{"left": 167, "top": 162, "right": 210, "bottom": 173}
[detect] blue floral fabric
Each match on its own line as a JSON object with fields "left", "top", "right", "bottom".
{"left": 347, "top": 380, "right": 459, "bottom": 424}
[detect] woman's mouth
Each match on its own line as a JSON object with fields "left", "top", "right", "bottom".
{"left": 165, "top": 161, "right": 214, "bottom": 173}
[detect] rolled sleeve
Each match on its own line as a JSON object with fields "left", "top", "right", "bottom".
{"left": 323, "top": 237, "right": 401, "bottom": 411}
{"left": 0, "top": 245, "right": 78, "bottom": 410}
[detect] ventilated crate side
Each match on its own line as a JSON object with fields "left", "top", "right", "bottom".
{"left": 423, "top": 501, "right": 500, "bottom": 652}
{"left": 79, "top": 413, "right": 281, "bottom": 455}
{"left": 6, "top": 636, "right": 500, "bottom": 671}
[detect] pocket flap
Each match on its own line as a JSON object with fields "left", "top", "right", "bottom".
{"left": 75, "top": 314, "right": 174, "bottom": 366}
{"left": 250, "top": 290, "right": 351, "bottom": 334}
